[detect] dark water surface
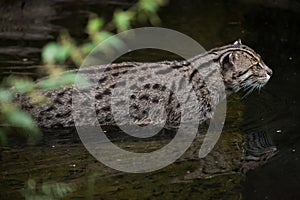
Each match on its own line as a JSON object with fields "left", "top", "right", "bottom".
{"left": 1, "top": 0, "right": 300, "bottom": 199}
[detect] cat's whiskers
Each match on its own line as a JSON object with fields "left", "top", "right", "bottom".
{"left": 241, "top": 80, "right": 263, "bottom": 99}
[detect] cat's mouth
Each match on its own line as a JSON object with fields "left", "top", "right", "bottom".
{"left": 259, "top": 73, "right": 271, "bottom": 85}
{"left": 240, "top": 76, "right": 270, "bottom": 97}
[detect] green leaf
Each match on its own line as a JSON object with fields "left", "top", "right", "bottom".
{"left": 60, "top": 73, "right": 89, "bottom": 86}
{"left": 99, "top": 31, "right": 113, "bottom": 40}
{"left": 41, "top": 182, "right": 73, "bottom": 198}
{"left": 87, "top": 17, "right": 104, "bottom": 33}
{"left": 42, "top": 42, "right": 72, "bottom": 64}
{"left": 3, "top": 108, "right": 40, "bottom": 145}
{"left": 139, "top": 0, "right": 160, "bottom": 13}
{"left": 0, "top": 89, "right": 12, "bottom": 103}
{"left": 56, "top": 45, "right": 72, "bottom": 63}
{"left": 13, "top": 79, "right": 34, "bottom": 93}
{"left": 37, "top": 72, "right": 88, "bottom": 90}
{"left": 138, "top": 0, "right": 167, "bottom": 25}
{"left": 114, "top": 10, "right": 135, "bottom": 32}
{"left": 7, "top": 110, "right": 36, "bottom": 129}
{"left": 36, "top": 78, "right": 56, "bottom": 90}
{"left": 42, "top": 42, "right": 60, "bottom": 64}
{"left": 60, "top": 73, "right": 77, "bottom": 85}
{"left": 92, "top": 31, "right": 113, "bottom": 44}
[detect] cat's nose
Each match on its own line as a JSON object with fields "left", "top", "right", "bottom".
{"left": 266, "top": 68, "right": 273, "bottom": 76}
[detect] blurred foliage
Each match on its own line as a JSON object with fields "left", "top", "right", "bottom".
{"left": 0, "top": 0, "right": 168, "bottom": 146}
{"left": 0, "top": 77, "right": 41, "bottom": 146}
{"left": 22, "top": 179, "right": 74, "bottom": 200}
{"left": 42, "top": 0, "right": 169, "bottom": 66}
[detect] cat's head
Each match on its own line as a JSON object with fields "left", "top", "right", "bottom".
{"left": 220, "top": 39, "right": 273, "bottom": 94}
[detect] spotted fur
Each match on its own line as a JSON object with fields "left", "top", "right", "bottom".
{"left": 18, "top": 40, "right": 272, "bottom": 128}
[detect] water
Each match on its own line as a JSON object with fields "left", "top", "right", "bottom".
{"left": 1, "top": 0, "right": 300, "bottom": 199}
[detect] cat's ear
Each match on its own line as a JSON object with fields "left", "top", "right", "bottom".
{"left": 229, "top": 52, "right": 239, "bottom": 65}
{"left": 233, "top": 39, "right": 242, "bottom": 45}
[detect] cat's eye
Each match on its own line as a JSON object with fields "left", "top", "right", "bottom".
{"left": 255, "top": 63, "right": 263, "bottom": 69}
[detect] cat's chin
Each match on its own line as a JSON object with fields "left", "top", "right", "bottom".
{"left": 225, "top": 88, "right": 236, "bottom": 95}
{"left": 258, "top": 78, "right": 270, "bottom": 86}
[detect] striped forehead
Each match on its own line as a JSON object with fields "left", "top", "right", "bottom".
{"left": 239, "top": 46, "right": 261, "bottom": 61}
{"left": 211, "top": 44, "right": 262, "bottom": 63}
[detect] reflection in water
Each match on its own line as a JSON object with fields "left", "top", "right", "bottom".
{"left": 245, "top": 130, "right": 276, "bottom": 156}
{"left": 0, "top": 0, "right": 128, "bottom": 75}
{"left": 0, "top": 0, "right": 58, "bottom": 73}
{"left": 0, "top": 126, "right": 267, "bottom": 199}
{"left": 0, "top": 0, "right": 56, "bottom": 40}
{"left": 1, "top": 0, "right": 300, "bottom": 199}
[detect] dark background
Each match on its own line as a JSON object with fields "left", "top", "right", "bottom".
{"left": 0, "top": 0, "right": 299, "bottom": 199}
